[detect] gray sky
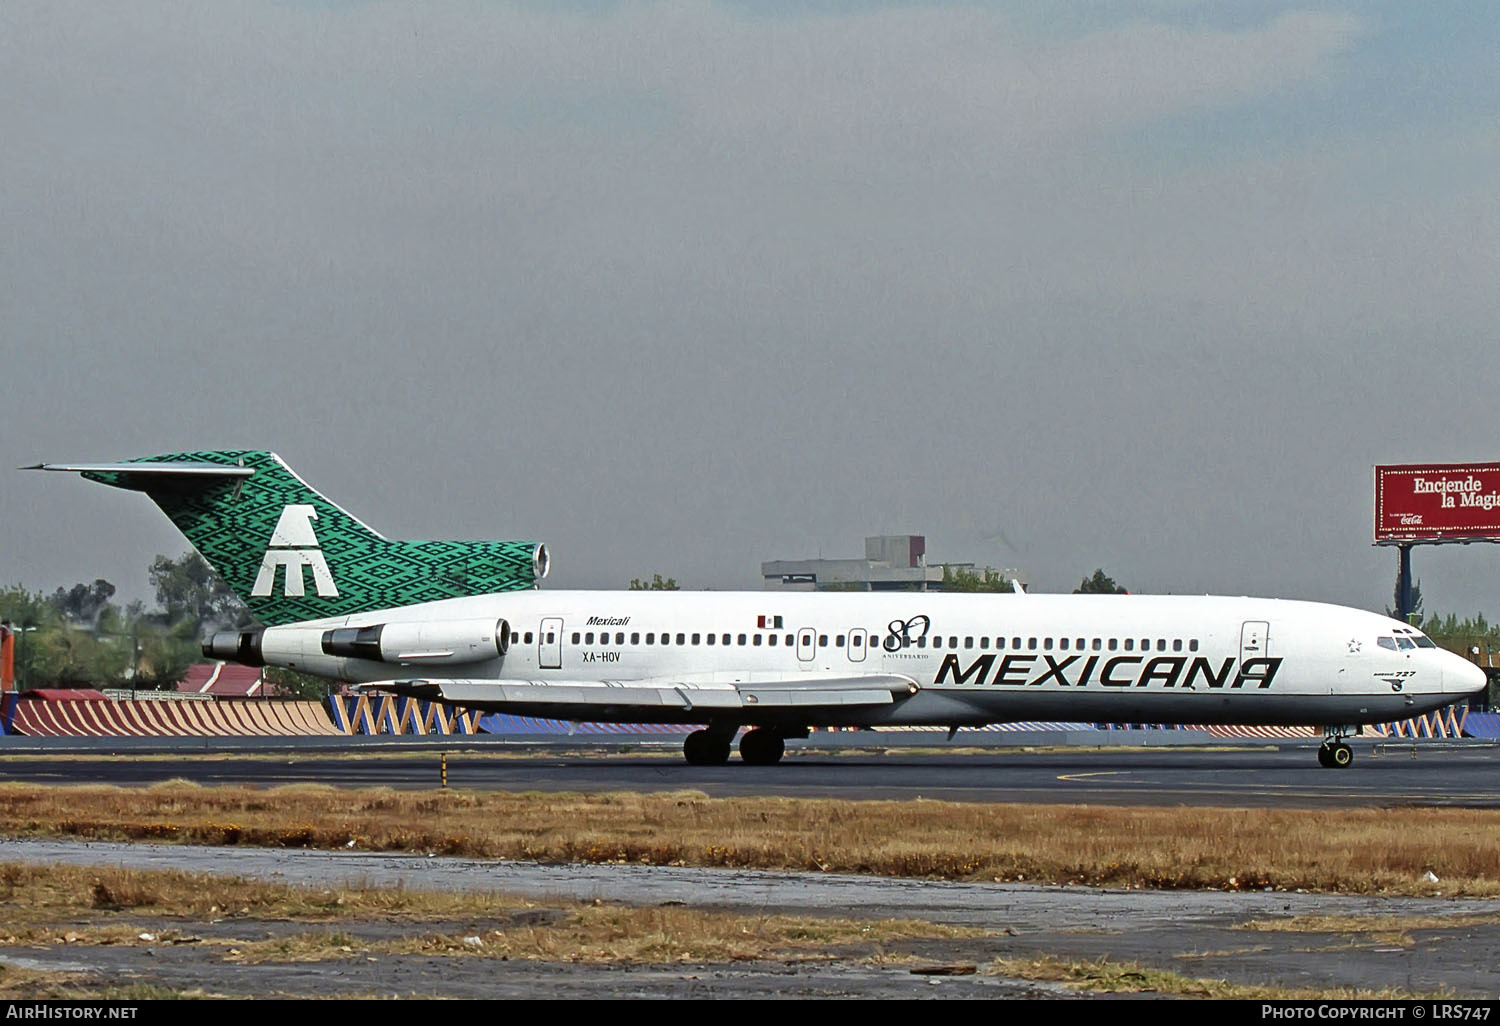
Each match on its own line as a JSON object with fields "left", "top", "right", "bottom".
{"left": 2, "top": 1, "right": 1497, "bottom": 615}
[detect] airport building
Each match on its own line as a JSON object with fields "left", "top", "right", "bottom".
{"left": 761, "top": 535, "right": 1028, "bottom": 592}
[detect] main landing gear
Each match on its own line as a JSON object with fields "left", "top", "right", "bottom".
{"left": 738, "top": 729, "right": 785, "bottom": 766}
{"left": 682, "top": 728, "right": 788, "bottom": 766}
{"left": 1317, "top": 726, "right": 1357, "bottom": 769}
{"left": 683, "top": 729, "right": 732, "bottom": 766}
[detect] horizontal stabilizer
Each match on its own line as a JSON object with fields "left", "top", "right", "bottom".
{"left": 24, "top": 461, "right": 255, "bottom": 489}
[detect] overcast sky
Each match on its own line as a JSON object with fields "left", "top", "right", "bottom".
{"left": 2, "top": 1, "right": 1497, "bottom": 615}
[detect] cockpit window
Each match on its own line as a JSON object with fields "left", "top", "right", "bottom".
{"left": 1377, "top": 637, "right": 1399, "bottom": 651}
{"left": 1395, "top": 637, "right": 1416, "bottom": 650}
{"left": 1414, "top": 636, "right": 1437, "bottom": 648}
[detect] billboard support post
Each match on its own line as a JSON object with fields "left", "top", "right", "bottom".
{"left": 1396, "top": 544, "right": 1414, "bottom": 623}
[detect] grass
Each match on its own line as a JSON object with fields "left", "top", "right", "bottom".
{"left": 1242, "top": 911, "right": 1500, "bottom": 934}
{"left": 990, "top": 955, "right": 1445, "bottom": 999}
{"left": 0, "top": 862, "right": 982, "bottom": 964}
{"left": 0, "top": 962, "right": 217, "bottom": 1000}
{"left": 2, "top": 781, "right": 1500, "bottom": 894}
{"left": 0, "top": 860, "right": 1474, "bottom": 999}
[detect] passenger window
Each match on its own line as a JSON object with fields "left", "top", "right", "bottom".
{"left": 572, "top": 632, "right": 582, "bottom": 644}
{"left": 631, "top": 632, "right": 639, "bottom": 644}
{"left": 768, "top": 635, "right": 778, "bottom": 646}
{"left": 1044, "top": 637, "right": 1053, "bottom": 650}
{"left": 786, "top": 635, "right": 794, "bottom": 646}
{"left": 722, "top": 634, "right": 731, "bottom": 645}
{"left": 1027, "top": 637, "right": 1037, "bottom": 650}
{"left": 996, "top": 637, "right": 1005, "bottom": 650}
{"left": 754, "top": 635, "right": 763, "bottom": 646}
{"left": 706, "top": 634, "right": 715, "bottom": 646}
{"left": 835, "top": 635, "right": 845, "bottom": 646}
{"left": 524, "top": 632, "right": 533, "bottom": 644}
{"left": 691, "top": 633, "right": 700, "bottom": 645}
{"left": 1124, "top": 639, "right": 1134, "bottom": 651}
{"left": 646, "top": 632, "right": 655, "bottom": 644}
{"left": 676, "top": 633, "right": 686, "bottom": 645}
{"left": 1172, "top": 639, "right": 1182, "bottom": 652}
{"left": 964, "top": 637, "right": 973, "bottom": 649}
{"left": 1189, "top": 639, "right": 1199, "bottom": 651}
{"left": 738, "top": 634, "right": 747, "bottom": 645}
{"left": 980, "top": 637, "right": 989, "bottom": 650}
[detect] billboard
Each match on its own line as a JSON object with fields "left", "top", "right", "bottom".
{"left": 1374, "top": 463, "right": 1500, "bottom": 544}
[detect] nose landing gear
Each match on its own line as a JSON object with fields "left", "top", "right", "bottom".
{"left": 1317, "top": 742, "right": 1353, "bottom": 768}
{"left": 1317, "top": 726, "right": 1358, "bottom": 768}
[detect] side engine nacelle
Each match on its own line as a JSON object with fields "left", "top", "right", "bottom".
{"left": 320, "top": 617, "right": 512, "bottom": 667}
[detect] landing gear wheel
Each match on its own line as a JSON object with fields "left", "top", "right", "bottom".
{"left": 1317, "top": 741, "right": 1354, "bottom": 768}
{"left": 739, "top": 730, "right": 785, "bottom": 766}
{"left": 683, "top": 730, "right": 731, "bottom": 766}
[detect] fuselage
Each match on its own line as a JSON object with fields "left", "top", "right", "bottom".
{"left": 249, "top": 590, "right": 1486, "bottom": 729}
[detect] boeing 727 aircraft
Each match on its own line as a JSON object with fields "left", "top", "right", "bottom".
{"left": 31, "top": 451, "right": 1487, "bottom": 768}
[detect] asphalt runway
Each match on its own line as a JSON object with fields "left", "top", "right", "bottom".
{"left": 4, "top": 741, "right": 1500, "bottom": 807}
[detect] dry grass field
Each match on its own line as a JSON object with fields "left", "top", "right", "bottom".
{"left": 2, "top": 781, "right": 1497, "bottom": 895}
{"left": 0, "top": 862, "right": 1451, "bottom": 1000}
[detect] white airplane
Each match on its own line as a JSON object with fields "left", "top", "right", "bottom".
{"left": 32, "top": 451, "right": 1487, "bottom": 768}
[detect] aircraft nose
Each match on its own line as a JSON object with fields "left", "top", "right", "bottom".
{"left": 1445, "top": 653, "right": 1489, "bottom": 695}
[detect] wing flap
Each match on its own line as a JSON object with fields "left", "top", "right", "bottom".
{"left": 356, "top": 674, "right": 915, "bottom": 715}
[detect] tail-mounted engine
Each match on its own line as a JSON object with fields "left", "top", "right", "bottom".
{"left": 320, "top": 617, "right": 512, "bottom": 666}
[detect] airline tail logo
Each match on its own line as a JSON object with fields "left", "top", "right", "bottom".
{"left": 251, "top": 505, "right": 339, "bottom": 598}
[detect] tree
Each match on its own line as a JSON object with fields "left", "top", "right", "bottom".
{"left": 0, "top": 585, "right": 58, "bottom": 688}
{"left": 1074, "top": 569, "right": 1126, "bottom": 594}
{"left": 124, "top": 618, "right": 202, "bottom": 691}
{"left": 1386, "top": 575, "right": 1425, "bottom": 623}
{"left": 47, "top": 579, "right": 118, "bottom": 627}
{"left": 262, "top": 666, "right": 341, "bottom": 701}
{"left": 149, "top": 552, "right": 248, "bottom": 630}
{"left": 1418, "top": 611, "right": 1497, "bottom": 641}
{"left": 629, "top": 574, "right": 679, "bottom": 591}
{"left": 939, "top": 566, "right": 1014, "bottom": 593}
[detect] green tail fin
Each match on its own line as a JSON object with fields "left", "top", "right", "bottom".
{"left": 55, "top": 450, "right": 546, "bottom": 625}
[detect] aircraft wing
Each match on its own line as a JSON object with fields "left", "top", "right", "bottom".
{"left": 355, "top": 674, "right": 917, "bottom": 717}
